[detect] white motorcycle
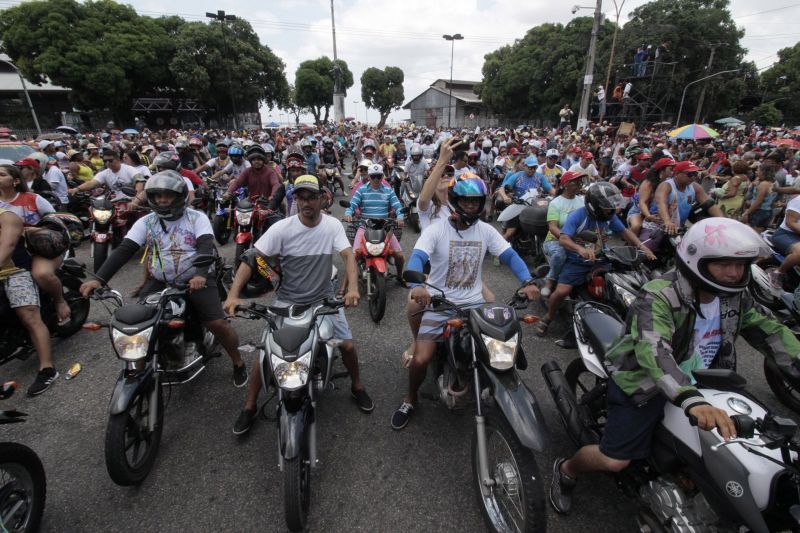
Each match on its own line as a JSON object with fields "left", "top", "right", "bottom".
{"left": 542, "top": 300, "right": 800, "bottom": 533}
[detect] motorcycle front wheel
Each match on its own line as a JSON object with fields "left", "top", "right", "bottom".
{"left": 473, "top": 409, "right": 545, "bottom": 533}
{"left": 284, "top": 454, "right": 311, "bottom": 532}
{"left": 0, "top": 442, "right": 46, "bottom": 533}
{"left": 213, "top": 214, "right": 230, "bottom": 245}
{"left": 105, "top": 380, "right": 163, "bottom": 486}
{"left": 368, "top": 269, "right": 386, "bottom": 323}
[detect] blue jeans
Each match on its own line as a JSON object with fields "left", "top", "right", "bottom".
{"left": 543, "top": 240, "right": 567, "bottom": 281}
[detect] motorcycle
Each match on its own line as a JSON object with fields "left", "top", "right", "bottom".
{"left": 88, "top": 187, "right": 140, "bottom": 273}
{"left": 397, "top": 166, "right": 424, "bottom": 233}
{"left": 542, "top": 300, "right": 800, "bottom": 533}
{"left": 0, "top": 381, "right": 46, "bottom": 532}
{"left": 85, "top": 254, "right": 230, "bottom": 486}
{"left": 234, "top": 298, "right": 348, "bottom": 532}
{"left": 211, "top": 184, "right": 245, "bottom": 246}
{"left": 233, "top": 195, "right": 283, "bottom": 270}
{"left": 403, "top": 270, "right": 548, "bottom": 533}
{"left": 320, "top": 164, "right": 345, "bottom": 196}
{"left": 0, "top": 257, "right": 89, "bottom": 368}
{"left": 497, "top": 190, "right": 551, "bottom": 265}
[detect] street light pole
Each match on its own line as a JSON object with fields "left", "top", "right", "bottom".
{"left": 206, "top": 10, "right": 239, "bottom": 131}
{"left": 576, "top": 0, "right": 602, "bottom": 130}
{"left": 442, "top": 33, "right": 463, "bottom": 129}
{"left": 675, "top": 68, "right": 741, "bottom": 127}
{"left": 0, "top": 58, "right": 41, "bottom": 135}
{"left": 353, "top": 101, "right": 360, "bottom": 124}
{"left": 330, "top": 0, "right": 345, "bottom": 124}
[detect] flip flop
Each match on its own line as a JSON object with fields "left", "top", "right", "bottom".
{"left": 535, "top": 318, "right": 551, "bottom": 337}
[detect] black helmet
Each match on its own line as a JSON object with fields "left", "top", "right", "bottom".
{"left": 153, "top": 151, "right": 182, "bottom": 172}
{"left": 25, "top": 214, "right": 70, "bottom": 259}
{"left": 145, "top": 170, "right": 188, "bottom": 221}
{"left": 585, "top": 182, "right": 624, "bottom": 222}
{"left": 246, "top": 145, "right": 267, "bottom": 161}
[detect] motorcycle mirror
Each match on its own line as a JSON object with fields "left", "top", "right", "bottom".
{"left": 578, "top": 230, "right": 598, "bottom": 243}
{"left": 338, "top": 200, "right": 350, "bottom": 208}
{"left": 192, "top": 254, "right": 216, "bottom": 268}
{"left": 0, "top": 381, "right": 17, "bottom": 400}
{"left": 402, "top": 270, "right": 426, "bottom": 284}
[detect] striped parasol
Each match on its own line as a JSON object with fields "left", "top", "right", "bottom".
{"left": 668, "top": 124, "right": 720, "bottom": 140}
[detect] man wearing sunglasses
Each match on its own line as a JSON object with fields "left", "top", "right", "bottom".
{"left": 68, "top": 150, "right": 142, "bottom": 199}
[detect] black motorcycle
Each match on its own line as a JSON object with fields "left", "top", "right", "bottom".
{"left": 86, "top": 254, "right": 230, "bottom": 485}
{"left": 0, "top": 380, "right": 46, "bottom": 533}
{"left": 403, "top": 270, "right": 548, "bottom": 533}
{"left": 0, "top": 258, "right": 90, "bottom": 368}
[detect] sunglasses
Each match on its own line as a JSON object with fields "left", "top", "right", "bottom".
{"left": 686, "top": 172, "right": 698, "bottom": 178}
{"left": 103, "top": 159, "right": 116, "bottom": 164}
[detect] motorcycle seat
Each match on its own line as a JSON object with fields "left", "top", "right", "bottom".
{"left": 115, "top": 304, "right": 157, "bottom": 325}
{"left": 272, "top": 325, "right": 311, "bottom": 353}
{"left": 579, "top": 305, "right": 624, "bottom": 360}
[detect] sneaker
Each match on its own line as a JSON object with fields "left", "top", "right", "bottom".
{"left": 233, "top": 408, "right": 257, "bottom": 435}
{"left": 549, "top": 458, "right": 577, "bottom": 514}
{"left": 27, "top": 367, "right": 59, "bottom": 396}
{"left": 233, "top": 363, "right": 248, "bottom": 388}
{"left": 351, "top": 387, "right": 375, "bottom": 413}
{"left": 390, "top": 401, "right": 415, "bottom": 430}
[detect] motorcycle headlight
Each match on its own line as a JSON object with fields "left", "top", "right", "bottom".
{"left": 112, "top": 326, "right": 152, "bottom": 361}
{"left": 270, "top": 352, "right": 311, "bottom": 390}
{"left": 236, "top": 209, "right": 253, "bottom": 225}
{"left": 481, "top": 333, "right": 518, "bottom": 371}
{"left": 366, "top": 242, "right": 386, "bottom": 256}
{"left": 92, "top": 209, "right": 113, "bottom": 223}
{"left": 615, "top": 286, "right": 637, "bottom": 308}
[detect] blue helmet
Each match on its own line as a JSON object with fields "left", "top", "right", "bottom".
{"left": 228, "top": 146, "right": 244, "bottom": 156}
{"left": 447, "top": 173, "right": 487, "bottom": 227}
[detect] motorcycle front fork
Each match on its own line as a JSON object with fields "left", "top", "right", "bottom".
{"left": 472, "top": 345, "right": 495, "bottom": 488}
{"left": 148, "top": 371, "right": 160, "bottom": 433}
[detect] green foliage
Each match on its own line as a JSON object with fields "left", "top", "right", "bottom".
{"left": 294, "top": 57, "right": 353, "bottom": 124}
{"left": 761, "top": 42, "right": 800, "bottom": 124}
{"left": 747, "top": 102, "right": 783, "bottom": 126}
{"left": 0, "top": 0, "right": 288, "bottom": 120}
{"left": 360, "top": 67, "right": 404, "bottom": 128}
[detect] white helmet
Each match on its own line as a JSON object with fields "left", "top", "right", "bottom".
{"left": 367, "top": 163, "right": 383, "bottom": 176}
{"left": 29, "top": 152, "right": 50, "bottom": 176}
{"left": 358, "top": 158, "right": 373, "bottom": 168}
{"left": 481, "top": 139, "right": 493, "bottom": 149}
{"left": 410, "top": 143, "right": 423, "bottom": 157}
{"left": 676, "top": 217, "right": 770, "bottom": 295}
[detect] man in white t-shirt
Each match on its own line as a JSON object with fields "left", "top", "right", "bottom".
{"left": 80, "top": 171, "right": 248, "bottom": 387}
{"left": 390, "top": 175, "right": 540, "bottom": 430}
{"left": 68, "top": 150, "right": 141, "bottom": 199}
{"left": 223, "top": 175, "right": 373, "bottom": 435}
{"left": 568, "top": 151, "right": 600, "bottom": 181}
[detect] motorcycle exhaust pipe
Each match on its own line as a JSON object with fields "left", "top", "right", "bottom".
{"left": 540, "top": 361, "right": 597, "bottom": 446}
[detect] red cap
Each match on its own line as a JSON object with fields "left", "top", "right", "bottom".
{"left": 509, "top": 147, "right": 520, "bottom": 155}
{"left": 673, "top": 161, "right": 701, "bottom": 174}
{"left": 581, "top": 151, "right": 594, "bottom": 159}
{"left": 652, "top": 157, "right": 676, "bottom": 171}
{"left": 559, "top": 170, "right": 584, "bottom": 187}
{"left": 14, "top": 158, "right": 40, "bottom": 170}
{"left": 637, "top": 153, "right": 652, "bottom": 161}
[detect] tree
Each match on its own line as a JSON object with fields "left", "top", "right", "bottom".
{"left": 170, "top": 18, "right": 288, "bottom": 121}
{"left": 760, "top": 42, "right": 800, "bottom": 124}
{"left": 285, "top": 85, "right": 306, "bottom": 125}
{"left": 360, "top": 67, "right": 404, "bottom": 129}
{"left": 294, "top": 57, "right": 353, "bottom": 124}
{"left": 747, "top": 102, "right": 783, "bottom": 126}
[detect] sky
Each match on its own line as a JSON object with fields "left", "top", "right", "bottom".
{"left": 2, "top": 0, "right": 798, "bottom": 125}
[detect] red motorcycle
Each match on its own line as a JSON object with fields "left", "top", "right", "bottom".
{"left": 89, "top": 187, "right": 141, "bottom": 273}
{"left": 351, "top": 216, "right": 400, "bottom": 323}
{"left": 233, "top": 195, "right": 283, "bottom": 269}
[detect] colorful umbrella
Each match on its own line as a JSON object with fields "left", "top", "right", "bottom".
{"left": 668, "top": 124, "right": 720, "bottom": 140}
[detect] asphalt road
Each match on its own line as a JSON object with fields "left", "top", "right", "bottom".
{"left": 2, "top": 196, "right": 795, "bottom": 533}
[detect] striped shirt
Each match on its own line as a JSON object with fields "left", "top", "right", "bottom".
{"left": 345, "top": 182, "right": 404, "bottom": 220}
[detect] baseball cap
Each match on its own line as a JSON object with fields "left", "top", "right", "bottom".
{"left": 509, "top": 147, "right": 519, "bottom": 155}
{"left": 581, "top": 151, "right": 594, "bottom": 159}
{"left": 524, "top": 156, "right": 538, "bottom": 167}
{"left": 38, "top": 140, "right": 54, "bottom": 150}
{"left": 652, "top": 157, "right": 676, "bottom": 171}
{"left": 546, "top": 148, "right": 560, "bottom": 158}
{"left": 674, "top": 161, "right": 701, "bottom": 174}
{"left": 86, "top": 143, "right": 99, "bottom": 150}
{"left": 293, "top": 175, "right": 320, "bottom": 193}
{"left": 66, "top": 149, "right": 80, "bottom": 160}
{"left": 637, "top": 153, "right": 652, "bottom": 161}
{"left": 14, "top": 158, "right": 40, "bottom": 170}
{"left": 368, "top": 163, "right": 383, "bottom": 176}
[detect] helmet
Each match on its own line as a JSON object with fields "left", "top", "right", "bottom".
{"left": 174, "top": 140, "right": 189, "bottom": 151}
{"left": 263, "top": 144, "right": 275, "bottom": 154}
{"left": 24, "top": 214, "right": 70, "bottom": 259}
{"left": 153, "top": 151, "right": 181, "bottom": 172}
{"left": 367, "top": 163, "right": 383, "bottom": 176}
{"left": 585, "top": 182, "right": 624, "bottom": 221}
{"left": 300, "top": 139, "right": 312, "bottom": 149}
{"left": 228, "top": 146, "right": 244, "bottom": 157}
{"left": 559, "top": 170, "right": 583, "bottom": 187}
{"left": 29, "top": 152, "right": 50, "bottom": 175}
{"left": 546, "top": 148, "right": 560, "bottom": 158}
{"left": 481, "top": 139, "right": 493, "bottom": 149}
{"left": 624, "top": 145, "right": 642, "bottom": 159}
{"left": 189, "top": 137, "right": 202, "bottom": 147}
{"left": 145, "top": 170, "right": 188, "bottom": 221}
{"left": 215, "top": 140, "right": 230, "bottom": 148}
{"left": 286, "top": 157, "right": 304, "bottom": 169}
{"left": 410, "top": 144, "right": 423, "bottom": 157}
{"left": 447, "top": 173, "right": 487, "bottom": 228}
{"left": 322, "top": 136, "right": 332, "bottom": 145}
{"left": 676, "top": 217, "right": 770, "bottom": 295}
{"left": 358, "top": 158, "right": 373, "bottom": 169}
{"left": 246, "top": 145, "right": 266, "bottom": 160}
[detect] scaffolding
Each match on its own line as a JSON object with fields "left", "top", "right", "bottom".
{"left": 591, "top": 61, "right": 678, "bottom": 125}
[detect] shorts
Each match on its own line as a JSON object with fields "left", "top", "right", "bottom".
{"left": 542, "top": 240, "right": 567, "bottom": 281}
{"left": 557, "top": 258, "right": 611, "bottom": 287}
{"left": 600, "top": 380, "right": 667, "bottom": 461}
{"left": 353, "top": 226, "right": 401, "bottom": 254}
{"left": 417, "top": 305, "right": 480, "bottom": 342}
{"left": 749, "top": 209, "right": 773, "bottom": 228}
{"left": 1, "top": 271, "right": 39, "bottom": 308}
{"left": 273, "top": 299, "right": 352, "bottom": 340}
{"left": 140, "top": 279, "right": 225, "bottom": 322}
{"left": 772, "top": 227, "right": 800, "bottom": 256}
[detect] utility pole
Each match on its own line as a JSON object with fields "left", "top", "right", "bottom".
{"left": 693, "top": 45, "right": 717, "bottom": 124}
{"left": 206, "top": 10, "right": 239, "bottom": 130}
{"left": 442, "top": 33, "right": 464, "bottom": 129}
{"left": 330, "top": 0, "right": 345, "bottom": 124}
{"left": 577, "top": 0, "right": 602, "bottom": 130}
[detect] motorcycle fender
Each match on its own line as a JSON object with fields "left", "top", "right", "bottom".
{"left": 279, "top": 402, "right": 309, "bottom": 460}
{"left": 482, "top": 363, "right": 549, "bottom": 452}
{"left": 91, "top": 232, "right": 110, "bottom": 243}
{"left": 366, "top": 257, "right": 387, "bottom": 273}
{"left": 109, "top": 368, "right": 154, "bottom": 415}
{"left": 234, "top": 232, "right": 252, "bottom": 245}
